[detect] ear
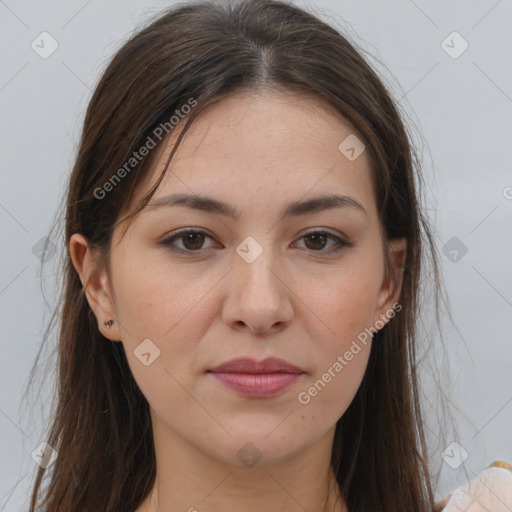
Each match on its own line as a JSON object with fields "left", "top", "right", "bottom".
{"left": 373, "top": 237, "right": 407, "bottom": 326}
{"left": 69, "top": 233, "right": 121, "bottom": 342}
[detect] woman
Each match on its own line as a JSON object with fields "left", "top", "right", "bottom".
{"left": 26, "top": 0, "right": 509, "bottom": 510}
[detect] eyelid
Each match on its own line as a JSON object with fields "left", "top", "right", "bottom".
{"left": 299, "top": 227, "right": 349, "bottom": 241}
{"left": 159, "top": 227, "right": 353, "bottom": 254}
{"left": 159, "top": 228, "right": 217, "bottom": 252}
{"left": 293, "top": 229, "right": 352, "bottom": 253}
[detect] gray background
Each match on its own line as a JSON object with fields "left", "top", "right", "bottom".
{"left": 1, "top": 0, "right": 511, "bottom": 509}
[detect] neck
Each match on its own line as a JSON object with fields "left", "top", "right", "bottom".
{"left": 144, "top": 468, "right": 346, "bottom": 512}
{"left": 136, "top": 413, "right": 348, "bottom": 512}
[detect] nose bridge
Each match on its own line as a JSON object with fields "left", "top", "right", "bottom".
{"left": 235, "top": 234, "right": 279, "bottom": 295}
{"left": 224, "top": 233, "right": 293, "bottom": 333}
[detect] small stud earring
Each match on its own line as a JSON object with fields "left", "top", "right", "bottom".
{"left": 103, "top": 319, "right": 114, "bottom": 329}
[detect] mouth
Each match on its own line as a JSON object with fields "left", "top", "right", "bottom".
{"left": 207, "top": 357, "right": 305, "bottom": 398}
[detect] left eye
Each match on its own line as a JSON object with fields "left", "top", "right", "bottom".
{"left": 160, "top": 229, "right": 349, "bottom": 254}
{"left": 294, "top": 231, "right": 348, "bottom": 252}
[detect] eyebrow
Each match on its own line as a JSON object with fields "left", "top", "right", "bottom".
{"left": 146, "top": 193, "right": 367, "bottom": 219}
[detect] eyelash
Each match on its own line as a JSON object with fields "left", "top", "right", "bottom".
{"left": 159, "top": 228, "right": 353, "bottom": 255}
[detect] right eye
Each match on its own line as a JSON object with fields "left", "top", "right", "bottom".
{"left": 159, "top": 228, "right": 218, "bottom": 253}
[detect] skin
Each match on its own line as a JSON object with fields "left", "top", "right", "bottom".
{"left": 70, "top": 89, "right": 406, "bottom": 512}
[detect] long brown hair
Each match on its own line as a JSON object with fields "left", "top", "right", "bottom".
{"left": 26, "top": 0, "right": 450, "bottom": 510}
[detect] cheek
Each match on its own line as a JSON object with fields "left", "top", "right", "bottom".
{"left": 111, "top": 253, "right": 223, "bottom": 342}
{"left": 293, "top": 265, "right": 380, "bottom": 416}
{"left": 305, "top": 263, "right": 383, "bottom": 343}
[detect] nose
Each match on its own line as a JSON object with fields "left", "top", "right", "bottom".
{"left": 222, "top": 247, "right": 294, "bottom": 336}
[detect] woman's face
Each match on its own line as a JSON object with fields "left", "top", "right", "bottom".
{"left": 73, "top": 90, "right": 405, "bottom": 467}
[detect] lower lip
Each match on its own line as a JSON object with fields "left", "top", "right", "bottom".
{"left": 208, "top": 372, "right": 303, "bottom": 398}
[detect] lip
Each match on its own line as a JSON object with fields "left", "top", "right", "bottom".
{"left": 208, "top": 357, "right": 303, "bottom": 374}
{"left": 207, "top": 357, "right": 305, "bottom": 398}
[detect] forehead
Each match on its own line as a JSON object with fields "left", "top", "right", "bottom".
{"left": 135, "top": 89, "right": 377, "bottom": 219}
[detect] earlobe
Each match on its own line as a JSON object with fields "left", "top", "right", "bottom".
{"left": 375, "top": 237, "right": 407, "bottom": 326}
{"left": 69, "top": 233, "right": 120, "bottom": 341}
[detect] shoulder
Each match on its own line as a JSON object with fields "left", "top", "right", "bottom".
{"left": 435, "top": 460, "right": 512, "bottom": 511}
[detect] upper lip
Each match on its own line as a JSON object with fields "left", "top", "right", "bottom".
{"left": 208, "top": 357, "right": 304, "bottom": 374}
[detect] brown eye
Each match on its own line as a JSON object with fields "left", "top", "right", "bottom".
{"left": 303, "top": 233, "right": 329, "bottom": 251}
{"left": 295, "top": 230, "right": 350, "bottom": 254}
{"left": 181, "top": 232, "right": 206, "bottom": 250}
{"left": 160, "top": 228, "right": 351, "bottom": 256}
{"left": 160, "top": 229, "right": 216, "bottom": 253}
